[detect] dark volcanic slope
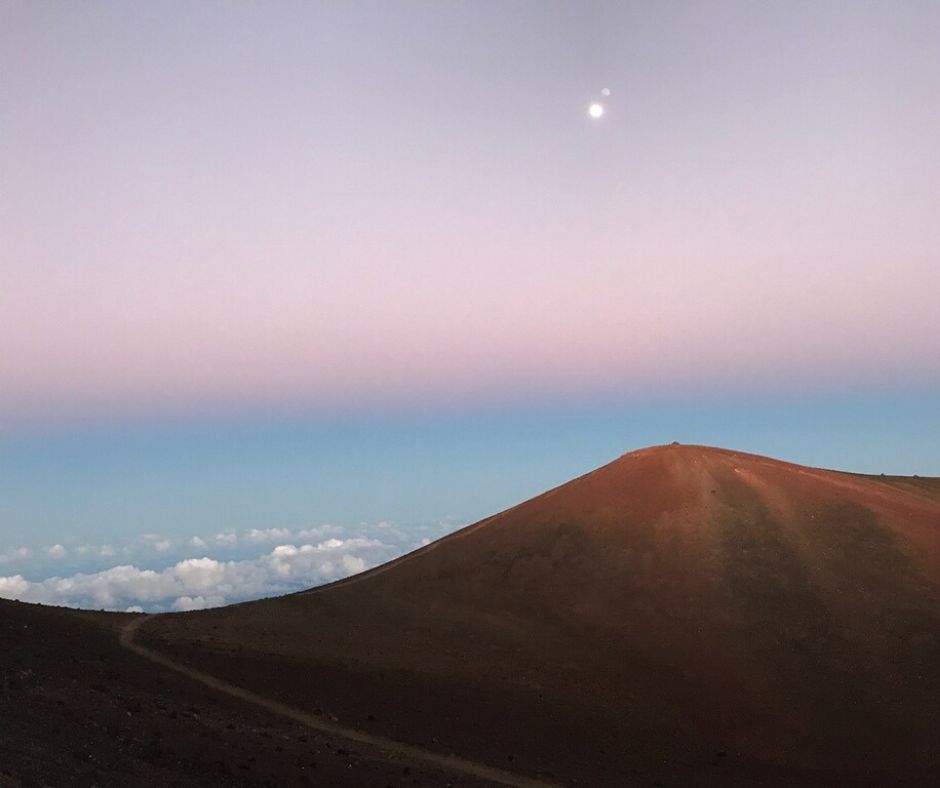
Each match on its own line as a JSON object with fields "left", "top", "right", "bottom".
{"left": 0, "top": 599, "right": 498, "bottom": 787}
{"left": 140, "top": 446, "right": 940, "bottom": 785}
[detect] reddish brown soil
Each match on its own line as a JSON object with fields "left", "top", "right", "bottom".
{"left": 137, "top": 444, "right": 940, "bottom": 787}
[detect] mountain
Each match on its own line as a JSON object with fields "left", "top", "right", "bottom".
{"left": 139, "top": 444, "right": 940, "bottom": 786}
{"left": 3, "top": 444, "right": 939, "bottom": 787}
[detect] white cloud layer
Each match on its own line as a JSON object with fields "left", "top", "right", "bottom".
{"left": 0, "top": 547, "right": 31, "bottom": 564}
{"left": 0, "top": 537, "right": 395, "bottom": 612}
{"left": 142, "top": 534, "right": 173, "bottom": 552}
{"left": 244, "top": 527, "right": 293, "bottom": 543}
{"left": 0, "top": 518, "right": 465, "bottom": 612}
{"left": 76, "top": 544, "right": 118, "bottom": 558}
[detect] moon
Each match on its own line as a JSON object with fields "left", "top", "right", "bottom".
{"left": 588, "top": 103, "right": 604, "bottom": 119}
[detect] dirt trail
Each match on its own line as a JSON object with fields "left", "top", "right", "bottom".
{"left": 119, "top": 617, "right": 563, "bottom": 788}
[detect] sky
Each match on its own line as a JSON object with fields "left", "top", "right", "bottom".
{"left": 1, "top": 2, "right": 938, "bottom": 611}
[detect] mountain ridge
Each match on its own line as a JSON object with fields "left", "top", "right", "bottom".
{"left": 293, "top": 442, "right": 939, "bottom": 598}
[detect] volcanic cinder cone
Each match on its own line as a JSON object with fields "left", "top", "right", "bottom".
{"left": 145, "top": 445, "right": 940, "bottom": 786}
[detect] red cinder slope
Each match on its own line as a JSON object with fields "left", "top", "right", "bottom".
{"left": 144, "top": 445, "right": 940, "bottom": 787}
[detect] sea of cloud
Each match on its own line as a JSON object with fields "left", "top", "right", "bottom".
{"left": 0, "top": 519, "right": 461, "bottom": 612}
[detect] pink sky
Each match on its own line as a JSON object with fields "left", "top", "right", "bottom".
{"left": 2, "top": 2, "right": 939, "bottom": 423}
